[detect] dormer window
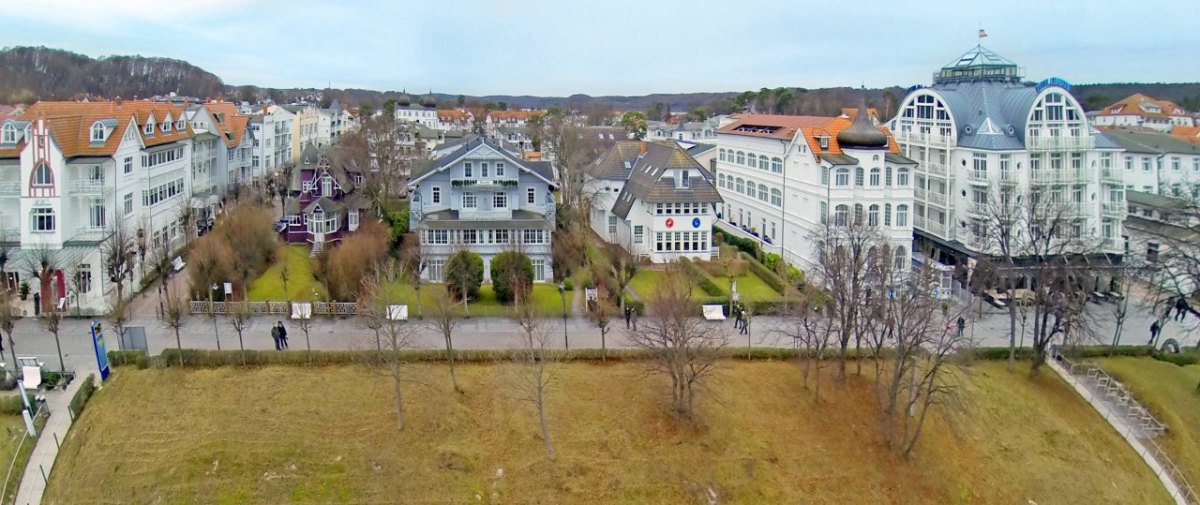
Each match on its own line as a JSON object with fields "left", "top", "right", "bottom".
{"left": 818, "top": 136, "right": 829, "bottom": 150}
{"left": 176, "top": 119, "right": 185, "bottom": 130}
{"left": 162, "top": 119, "right": 172, "bottom": 132}
{"left": 3, "top": 123, "right": 19, "bottom": 144}
{"left": 91, "top": 122, "right": 106, "bottom": 142}
{"left": 144, "top": 121, "right": 154, "bottom": 135}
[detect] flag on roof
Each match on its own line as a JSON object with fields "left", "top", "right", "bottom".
{"left": 978, "top": 29, "right": 988, "bottom": 38}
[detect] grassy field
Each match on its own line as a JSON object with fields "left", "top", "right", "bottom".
{"left": 0, "top": 414, "right": 34, "bottom": 504}
{"left": 1098, "top": 357, "right": 1200, "bottom": 488}
{"left": 45, "top": 360, "right": 1169, "bottom": 504}
{"left": 628, "top": 270, "right": 710, "bottom": 300}
{"left": 247, "top": 245, "right": 325, "bottom": 301}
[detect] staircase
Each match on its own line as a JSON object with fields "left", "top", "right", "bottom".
{"left": 310, "top": 240, "right": 325, "bottom": 257}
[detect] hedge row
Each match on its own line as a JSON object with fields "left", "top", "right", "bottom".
{"left": 108, "top": 350, "right": 151, "bottom": 369}
{"left": 0, "top": 394, "right": 25, "bottom": 415}
{"left": 678, "top": 257, "right": 724, "bottom": 297}
{"left": 739, "top": 252, "right": 787, "bottom": 295}
{"left": 714, "top": 225, "right": 760, "bottom": 259}
{"left": 67, "top": 374, "right": 97, "bottom": 420}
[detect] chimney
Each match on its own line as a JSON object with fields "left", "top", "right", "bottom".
{"left": 115, "top": 96, "right": 122, "bottom": 106}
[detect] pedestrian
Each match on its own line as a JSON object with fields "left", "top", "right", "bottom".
{"left": 733, "top": 304, "right": 743, "bottom": 329}
{"left": 1175, "top": 297, "right": 1189, "bottom": 322}
{"left": 631, "top": 310, "right": 638, "bottom": 331}
{"left": 624, "top": 306, "right": 632, "bottom": 329}
{"left": 739, "top": 309, "right": 749, "bottom": 335}
{"left": 956, "top": 316, "right": 966, "bottom": 337}
{"left": 270, "top": 324, "right": 281, "bottom": 351}
{"left": 1164, "top": 301, "right": 1173, "bottom": 321}
{"left": 884, "top": 314, "right": 895, "bottom": 341}
{"left": 1149, "top": 320, "right": 1161, "bottom": 346}
{"left": 277, "top": 321, "right": 289, "bottom": 350}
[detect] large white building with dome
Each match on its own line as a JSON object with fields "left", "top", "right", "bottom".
{"left": 888, "top": 45, "right": 1126, "bottom": 280}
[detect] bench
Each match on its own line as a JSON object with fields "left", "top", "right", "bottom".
{"left": 171, "top": 256, "right": 186, "bottom": 272}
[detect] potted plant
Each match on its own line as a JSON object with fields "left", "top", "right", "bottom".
{"left": 18, "top": 281, "right": 29, "bottom": 301}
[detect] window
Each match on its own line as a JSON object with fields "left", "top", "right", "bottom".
{"left": 428, "top": 260, "right": 444, "bottom": 281}
{"left": 493, "top": 192, "right": 507, "bottom": 208}
{"left": 496, "top": 163, "right": 505, "bottom": 177}
{"left": 853, "top": 204, "right": 864, "bottom": 224}
{"left": 884, "top": 203, "right": 892, "bottom": 226}
{"left": 75, "top": 264, "right": 92, "bottom": 294}
{"left": 735, "top": 178, "right": 745, "bottom": 194}
{"left": 144, "top": 121, "right": 154, "bottom": 135}
{"left": 893, "top": 246, "right": 907, "bottom": 270}
{"left": 91, "top": 122, "right": 105, "bottom": 141}
{"left": 1125, "top": 157, "right": 1133, "bottom": 171}
{"left": 771, "top": 157, "right": 782, "bottom": 173}
{"left": 431, "top": 186, "right": 442, "bottom": 204}
{"left": 634, "top": 225, "right": 644, "bottom": 244}
{"left": 608, "top": 215, "right": 617, "bottom": 237}
{"left": 1, "top": 123, "right": 15, "bottom": 143}
{"left": 758, "top": 184, "right": 768, "bottom": 202}
{"left": 495, "top": 229, "right": 510, "bottom": 244}
{"left": 770, "top": 188, "right": 782, "bottom": 206}
{"left": 821, "top": 167, "right": 829, "bottom": 185}
{"left": 718, "top": 174, "right": 726, "bottom": 188}
{"left": 123, "top": 193, "right": 133, "bottom": 215}
{"left": 834, "top": 205, "right": 848, "bottom": 226}
{"left": 896, "top": 204, "right": 908, "bottom": 227}
{"left": 973, "top": 153, "right": 987, "bottom": 178}
{"left": 522, "top": 229, "right": 546, "bottom": 244}
{"left": 464, "top": 162, "right": 473, "bottom": 177}
{"left": 719, "top": 148, "right": 726, "bottom": 161}
{"left": 527, "top": 187, "right": 536, "bottom": 204}
{"left": 33, "top": 162, "right": 53, "bottom": 186}
{"left": 532, "top": 259, "right": 546, "bottom": 281}
{"left": 759, "top": 156, "right": 769, "bottom": 171}
{"left": 835, "top": 168, "right": 849, "bottom": 186}
{"left": 869, "top": 168, "right": 880, "bottom": 186}
{"left": 461, "top": 230, "right": 478, "bottom": 244}
{"left": 322, "top": 177, "right": 332, "bottom": 196}
{"left": 31, "top": 207, "right": 55, "bottom": 232}
{"left": 896, "top": 168, "right": 909, "bottom": 187}
{"left": 855, "top": 167, "right": 864, "bottom": 186}
{"left": 868, "top": 204, "right": 879, "bottom": 226}
{"left": 747, "top": 153, "right": 757, "bottom": 168}
{"left": 123, "top": 156, "right": 133, "bottom": 174}
{"left": 481, "top": 162, "right": 489, "bottom": 178}
{"left": 819, "top": 201, "right": 828, "bottom": 224}
{"left": 1147, "top": 242, "right": 1160, "bottom": 263}
{"left": 1142, "top": 158, "right": 1151, "bottom": 172}
{"left": 89, "top": 199, "right": 106, "bottom": 228}
{"left": 462, "top": 192, "right": 477, "bottom": 208}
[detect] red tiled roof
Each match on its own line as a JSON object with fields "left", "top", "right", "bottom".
{"left": 1, "top": 100, "right": 192, "bottom": 159}
{"left": 1095, "top": 93, "right": 1190, "bottom": 120}
{"left": 1171, "top": 126, "right": 1200, "bottom": 145}
{"left": 719, "top": 113, "right": 899, "bottom": 154}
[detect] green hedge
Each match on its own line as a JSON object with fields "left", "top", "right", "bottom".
{"left": 740, "top": 252, "right": 787, "bottom": 294}
{"left": 0, "top": 394, "right": 25, "bottom": 415}
{"left": 108, "top": 350, "right": 150, "bottom": 369}
{"left": 1154, "top": 350, "right": 1200, "bottom": 366}
{"left": 714, "top": 225, "right": 760, "bottom": 259}
{"left": 678, "top": 257, "right": 724, "bottom": 297}
{"left": 68, "top": 374, "right": 97, "bottom": 420}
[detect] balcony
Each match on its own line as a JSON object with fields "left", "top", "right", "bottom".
{"left": 70, "top": 179, "right": 108, "bottom": 194}
{"left": 968, "top": 201, "right": 989, "bottom": 215}
{"left": 966, "top": 170, "right": 989, "bottom": 184}
{"left": 999, "top": 170, "right": 1018, "bottom": 185}
{"left": 71, "top": 226, "right": 108, "bottom": 241}
{"left": 895, "top": 131, "right": 952, "bottom": 148}
{"left": 0, "top": 181, "right": 18, "bottom": 195}
{"left": 1027, "top": 136, "right": 1096, "bottom": 151}
{"left": 965, "top": 233, "right": 988, "bottom": 251}
{"left": 1101, "top": 168, "right": 1122, "bottom": 184}
{"left": 922, "top": 162, "right": 949, "bottom": 177}
{"left": 925, "top": 190, "right": 948, "bottom": 207}
{"left": 1102, "top": 203, "right": 1125, "bottom": 217}
{"left": 915, "top": 215, "right": 948, "bottom": 237}
{"left": 1029, "top": 169, "right": 1090, "bottom": 185}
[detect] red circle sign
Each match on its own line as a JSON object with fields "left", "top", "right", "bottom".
{"left": 665, "top": 218, "right": 675, "bottom": 228}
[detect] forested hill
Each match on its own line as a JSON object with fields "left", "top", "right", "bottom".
{"left": 0, "top": 46, "right": 225, "bottom": 103}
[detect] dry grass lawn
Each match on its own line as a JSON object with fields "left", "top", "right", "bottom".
{"left": 44, "top": 360, "right": 1169, "bottom": 504}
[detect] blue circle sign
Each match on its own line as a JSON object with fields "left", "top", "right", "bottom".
{"left": 691, "top": 217, "right": 701, "bottom": 228}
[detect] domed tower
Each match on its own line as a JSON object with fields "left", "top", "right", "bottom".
{"left": 836, "top": 101, "right": 888, "bottom": 149}
{"left": 421, "top": 90, "right": 437, "bottom": 108}
{"left": 397, "top": 90, "right": 412, "bottom": 107}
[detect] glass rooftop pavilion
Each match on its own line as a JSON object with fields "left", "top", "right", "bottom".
{"left": 934, "top": 45, "right": 1025, "bottom": 84}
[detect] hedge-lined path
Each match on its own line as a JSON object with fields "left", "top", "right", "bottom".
{"left": 14, "top": 361, "right": 97, "bottom": 505}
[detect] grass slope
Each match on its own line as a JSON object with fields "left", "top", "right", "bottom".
{"left": 247, "top": 245, "right": 324, "bottom": 301}
{"left": 45, "top": 361, "right": 1170, "bottom": 504}
{"left": 1098, "top": 357, "right": 1200, "bottom": 488}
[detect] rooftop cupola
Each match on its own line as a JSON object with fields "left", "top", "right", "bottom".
{"left": 836, "top": 100, "right": 888, "bottom": 149}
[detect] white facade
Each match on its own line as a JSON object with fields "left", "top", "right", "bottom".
{"left": 1106, "top": 131, "right": 1200, "bottom": 198}
{"left": 1091, "top": 94, "right": 1195, "bottom": 133}
{"left": 253, "top": 106, "right": 294, "bottom": 178}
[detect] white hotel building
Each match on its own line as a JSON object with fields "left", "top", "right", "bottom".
{"left": 888, "top": 45, "right": 1125, "bottom": 284}
{"left": 712, "top": 106, "right": 918, "bottom": 272}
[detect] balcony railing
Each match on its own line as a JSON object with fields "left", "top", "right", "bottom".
{"left": 70, "top": 179, "right": 108, "bottom": 194}
{"left": 922, "top": 162, "right": 949, "bottom": 177}
{"left": 1102, "top": 203, "right": 1125, "bottom": 216}
{"left": 0, "top": 181, "right": 18, "bottom": 194}
{"left": 999, "top": 170, "right": 1018, "bottom": 184}
{"left": 966, "top": 233, "right": 988, "bottom": 250}
{"left": 1101, "top": 168, "right": 1122, "bottom": 184}
{"left": 925, "top": 190, "right": 948, "bottom": 207}
{"left": 915, "top": 215, "right": 948, "bottom": 237}
{"left": 967, "top": 170, "right": 989, "bottom": 184}
{"left": 1030, "top": 169, "right": 1090, "bottom": 185}
{"left": 72, "top": 226, "right": 107, "bottom": 241}
{"left": 968, "top": 202, "right": 989, "bottom": 215}
{"left": 1027, "top": 135, "right": 1096, "bottom": 151}
{"left": 895, "top": 131, "right": 952, "bottom": 148}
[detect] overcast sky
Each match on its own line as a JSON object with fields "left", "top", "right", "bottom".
{"left": 2, "top": 0, "right": 1196, "bottom": 96}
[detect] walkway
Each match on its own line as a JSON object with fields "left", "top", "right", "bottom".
{"left": 14, "top": 364, "right": 95, "bottom": 505}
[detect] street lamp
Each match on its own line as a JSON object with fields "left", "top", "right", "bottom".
{"left": 559, "top": 280, "right": 568, "bottom": 350}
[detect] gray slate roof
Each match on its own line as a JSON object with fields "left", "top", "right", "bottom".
{"left": 415, "top": 209, "right": 552, "bottom": 230}
{"left": 409, "top": 136, "right": 555, "bottom": 186}
{"left": 929, "top": 80, "right": 1043, "bottom": 150}
{"left": 1103, "top": 130, "right": 1200, "bottom": 155}
{"left": 1127, "top": 190, "right": 1193, "bottom": 211}
{"left": 598, "top": 141, "right": 723, "bottom": 219}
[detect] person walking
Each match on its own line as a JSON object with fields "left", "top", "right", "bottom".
{"left": 956, "top": 316, "right": 966, "bottom": 337}
{"left": 277, "top": 321, "right": 289, "bottom": 350}
{"left": 624, "top": 306, "right": 632, "bottom": 329}
{"left": 1175, "top": 297, "right": 1189, "bottom": 322}
{"left": 733, "top": 304, "right": 743, "bottom": 329}
{"left": 739, "top": 309, "right": 749, "bottom": 335}
{"left": 631, "top": 310, "right": 638, "bottom": 331}
{"left": 1149, "top": 320, "right": 1161, "bottom": 346}
{"left": 270, "top": 324, "right": 281, "bottom": 351}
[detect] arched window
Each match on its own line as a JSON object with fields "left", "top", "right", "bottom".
{"left": 896, "top": 204, "right": 908, "bottom": 226}
{"left": 719, "top": 148, "right": 726, "bottom": 162}
{"left": 853, "top": 204, "right": 864, "bottom": 224}
{"left": 868, "top": 204, "right": 879, "bottom": 226}
{"left": 717, "top": 173, "right": 726, "bottom": 188}
{"left": 820, "top": 201, "right": 828, "bottom": 223}
{"left": 834, "top": 204, "right": 848, "bottom": 226}
{"left": 758, "top": 184, "right": 768, "bottom": 202}
{"left": 736, "top": 151, "right": 745, "bottom": 165}
{"left": 869, "top": 168, "right": 880, "bottom": 187}
{"left": 884, "top": 203, "right": 892, "bottom": 226}
{"left": 897, "top": 167, "right": 910, "bottom": 187}
{"left": 821, "top": 167, "right": 830, "bottom": 185}
{"left": 855, "top": 167, "right": 865, "bottom": 187}
{"left": 770, "top": 188, "right": 782, "bottom": 206}
{"left": 32, "top": 162, "right": 53, "bottom": 186}
{"left": 759, "top": 157, "right": 769, "bottom": 171}
{"left": 893, "top": 246, "right": 907, "bottom": 270}
{"left": 835, "top": 168, "right": 849, "bottom": 186}
{"left": 90, "top": 122, "right": 105, "bottom": 141}
{"left": 747, "top": 153, "right": 757, "bottom": 168}
{"left": 735, "top": 178, "right": 744, "bottom": 194}
{"left": 1, "top": 123, "right": 16, "bottom": 143}
{"left": 771, "top": 157, "right": 783, "bottom": 173}
{"left": 885, "top": 166, "right": 893, "bottom": 186}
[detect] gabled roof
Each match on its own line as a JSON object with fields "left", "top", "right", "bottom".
{"left": 593, "top": 141, "right": 723, "bottom": 219}
{"left": 1171, "top": 126, "right": 1200, "bottom": 145}
{"left": 1, "top": 100, "right": 192, "bottom": 159}
{"left": 1096, "top": 93, "right": 1190, "bottom": 120}
{"left": 489, "top": 110, "right": 538, "bottom": 121}
{"left": 1103, "top": 129, "right": 1200, "bottom": 155}
{"left": 408, "top": 137, "right": 556, "bottom": 187}
{"left": 719, "top": 112, "right": 904, "bottom": 155}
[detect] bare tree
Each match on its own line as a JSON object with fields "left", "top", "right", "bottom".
{"left": 106, "top": 296, "right": 131, "bottom": 351}
{"left": 585, "top": 295, "right": 617, "bottom": 361}
{"left": 775, "top": 287, "right": 837, "bottom": 402}
{"left": 228, "top": 301, "right": 251, "bottom": 366}
{"left": 40, "top": 307, "right": 66, "bottom": 372}
{"left": 811, "top": 218, "right": 877, "bottom": 382}
{"left": 425, "top": 287, "right": 464, "bottom": 393}
{"left": 606, "top": 244, "right": 638, "bottom": 314}
{"left": 627, "top": 263, "right": 728, "bottom": 419}
{"left": 24, "top": 245, "right": 59, "bottom": 314}
{"left": 295, "top": 304, "right": 315, "bottom": 363}
{"left": 101, "top": 222, "right": 136, "bottom": 302}
{"left": 360, "top": 259, "right": 417, "bottom": 430}
{"left": 507, "top": 276, "right": 559, "bottom": 460}
{"left": 163, "top": 291, "right": 188, "bottom": 366}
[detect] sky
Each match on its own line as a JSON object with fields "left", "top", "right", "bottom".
{"left": 1, "top": 0, "right": 1197, "bottom": 97}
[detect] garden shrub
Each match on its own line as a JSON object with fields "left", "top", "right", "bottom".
{"left": 0, "top": 394, "right": 25, "bottom": 415}
{"left": 678, "top": 258, "right": 724, "bottom": 296}
{"left": 108, "top": 350, "right": 150, "bottom": 369}
{"left": 1153, "top": 350, "right": 1200, "bottom": 366}
{"left": 67, "top": 374, "right": 97, "bottom": 420}
{"left": 445, "top": 250, "right": 484, "bottom": 301}
{"left": 741, "top": 252, "right": 787, "bottom": 294}
{"left": 317, "top": 220, "right": 391, "bottom": 301}
{"left": 714, "top": 225, "right": 760, "bottom": 259}
{"left": 490, "top": 251, "right": 534, "bottom": 303}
